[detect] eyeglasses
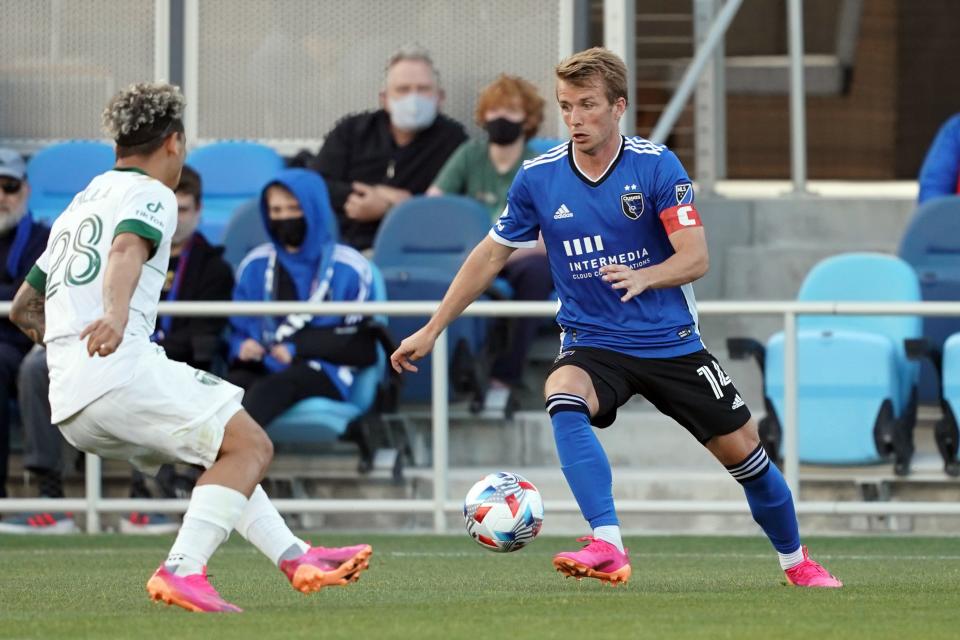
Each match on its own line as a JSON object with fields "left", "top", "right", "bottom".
{"left": 0, "top": 180, "right": 23, "bottom": 195}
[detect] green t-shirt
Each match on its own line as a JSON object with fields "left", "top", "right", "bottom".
{"left": 432, "top": 139, "right": 539, "bottom": 221}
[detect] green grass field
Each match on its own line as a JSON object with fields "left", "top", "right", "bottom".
{"left": 1, "top": 533, "right": 959, "bottom": 639}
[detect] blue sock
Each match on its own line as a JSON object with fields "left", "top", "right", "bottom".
{"left": 727, "top": 444, "right": 801, "bottom": 554}
{"left": 546, "top": 393, "right": 618, "bottom": 528}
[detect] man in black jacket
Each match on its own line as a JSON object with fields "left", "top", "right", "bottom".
{"left": 0, "top": 149, "right": 49, "bottom": 501}
{"left": 1, "top": 165, "right": 235, "bottom": 534}
{"left": 310, "top": 45, "right": 467, "bottom": 251}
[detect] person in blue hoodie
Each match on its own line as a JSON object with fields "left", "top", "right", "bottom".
{"left": 227, "top": 168, "right": 376, "bottom": 429}
{"left": 0, "top": 149, "right": 50, "bottom": 500}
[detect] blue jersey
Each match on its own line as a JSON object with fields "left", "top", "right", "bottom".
{"left": 490, "top": 136, "right": 705, "bottom": 358}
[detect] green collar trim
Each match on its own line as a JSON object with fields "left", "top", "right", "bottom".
{"left": 112, "top": 166, "right": 149, "bottom": 176}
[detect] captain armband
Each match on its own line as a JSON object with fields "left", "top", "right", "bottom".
{"left": 659, "top": 204, "right": 703, "bottom": 235}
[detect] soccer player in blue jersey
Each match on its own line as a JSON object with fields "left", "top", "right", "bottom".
{"left": 391, "top": 48, "right": 841, "bottom": 588}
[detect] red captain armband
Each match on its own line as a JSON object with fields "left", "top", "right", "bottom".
{"left": 659, "top": 204, "right": 703, "bottom": 234}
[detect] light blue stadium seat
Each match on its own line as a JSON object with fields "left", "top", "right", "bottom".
{"left": 221, "top": 198, "right": 269, "bottom": 269}
{"left": 267, "top": 263, "right": 388, "bottom": 446}
{"left": 186, "top": 141, "right": 283, "bottom": 244}
{"left": 898, "top": 195, "right": 960, "bottom": 402}
{"left": 936, "top": 333, "right": 960, "bottom": 475}
{"left": 741, "top": 253, "right": 921, "bottom": 472}
{"left": 528, "top": 138, "right": 565, "bottom": 155}
{"left": 26, "top": 141, "right": 115, "bottom": 223}
{"left": 372, "top": 195, "right": 494, "bottom": 403}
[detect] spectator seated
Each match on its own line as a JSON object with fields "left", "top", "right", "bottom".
{"left": 222, "top": 197, "right": 270, "bottom": 269}
{"left": 898, "top": 195, "right": 960, "bottom": 402}
{"left": 25, "top": 141, "right": 114, "bottom": 222}
{"left": 729, "top": 253, "right": 921, "bottom": 474}
{"left": 186, "top": 141, "right": 283, "bottom": 243}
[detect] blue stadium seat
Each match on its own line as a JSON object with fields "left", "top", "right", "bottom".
{"left": 898, "top": 195, "right": 960, "bottom": 402}
{"left": 26, "top": 141, "right": 115, "bottom": 223}
{"left": 267, "top": 263, "right": 389, "bottom": 445}
{"left": 221, "top": 198, "right": 269, "bottom": 269}
{"left": 372, "top": 195, "right": 493, "bottom": 403}
{"left": 937, "top": 333, "right": 960, "bottom": 475}
{"left": 731, "top": 253, "right": 921, "bottom": 473}
{"left": 186, "top": 141, "right": 284, "bottom": 244}
{"left": 528, "top": 138, "right": 565, "bottom": 155}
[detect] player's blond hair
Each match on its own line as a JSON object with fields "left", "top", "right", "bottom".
{"left": 555, "top": 47, "right": 628, "bottom": 106}
{"left": 101, "top": 82, "right": 185, "bottom": 156}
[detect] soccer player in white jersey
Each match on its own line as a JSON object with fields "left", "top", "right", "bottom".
{"left": 392, "top": 49, "right": 842, "bottom": 588}
{"left": 10, "top": 83, "right": 372, "bottom": 613}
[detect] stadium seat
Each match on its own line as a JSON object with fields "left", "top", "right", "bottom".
{"left": 898, "top": 195, "right": 960, "bottom": 403}
{"left": 267, "top": 263, "right": 392, "bottom": 451}
{"left": 729, "top": 253, "right": 921, "bottom": 473}
{"left": 372, "top": 195, "right": 496, "bottom": 403}
{"left": 26, "top": 141, "right": 115, "bottom": 223}
{"left": 528, "top": 137, "right": 565, "bottom": 155}
{"left": 904, "top": 332, "right": 960, "bottom": 477}
{"left": 186, "top": 141, "right": 284, "bottom": 244}
{"left": 221, "top": 198, "right": 269, "bottom": 268}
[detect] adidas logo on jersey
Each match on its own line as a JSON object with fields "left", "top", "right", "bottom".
{"left": 553, "top": 204, "right": 574, "bottom": 219}
{"left": 731, "top": 394, "right": 745, "bottom": 410}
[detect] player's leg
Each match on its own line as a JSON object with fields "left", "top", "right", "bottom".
{"left": 235, "top": 484, "right": 372, "bottom": 593}
{"left": 637, "top": 349, "right": 841, "bottom": 588}
{"left": 544, "top": 352, "right": 631, "bottom": 585}
{"left": 230, "top": 364, "right": 373, "bottom": 592}
{"left": 147, "top": 406, "right": 271, "bottom": 612}
{"left": 707, "top": 419, "right": 841, "bottom": 587}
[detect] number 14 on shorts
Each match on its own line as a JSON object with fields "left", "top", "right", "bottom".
{"left": 697, "top": 360, "right": 732, "bottom": 400}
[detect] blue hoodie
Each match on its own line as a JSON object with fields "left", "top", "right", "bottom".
{"left": 918, "top": 113, "right": 960, "bottom": 204}
{"left": 230, "top": 168, "right": 373, "bottom": 399}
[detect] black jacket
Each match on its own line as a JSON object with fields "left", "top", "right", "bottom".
{"left": 311, "top": 109, "right": 467, "bottom": 250}
{"left": 157, "top": 232, "right": 234, "bottom": 370}
{"left": 0, "top": 215, "right": 49, "bottom": 354}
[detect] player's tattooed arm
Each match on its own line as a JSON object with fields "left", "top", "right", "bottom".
{"left": 10, "top": 281, "right": 47, "bottom": 345}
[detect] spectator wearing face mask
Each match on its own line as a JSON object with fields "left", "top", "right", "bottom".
{"left": 309, "top": 45, "right": 467, "bottom": 252}
{"left": 226, "top": 169, "right": 378, "bottom": 429}
{"left": 427, "top": 75, "right": 553, "bottom": 412}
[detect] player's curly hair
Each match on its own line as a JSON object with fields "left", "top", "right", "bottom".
{"left": 474, "top": 74, "right": 545, "bottom": 140}
{"left": 102, "top": 82, "right": 185, "bottom": 157}
{"left": 555, "top": 47, "right": 628, "bottom": 106}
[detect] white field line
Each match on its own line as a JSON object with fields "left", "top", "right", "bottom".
{"left": 2, "top": 548, "right": 960, "bottom": 561}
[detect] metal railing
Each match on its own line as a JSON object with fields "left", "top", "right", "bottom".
{"left": 2, "top": 299, "right": 960, "bottom": 533}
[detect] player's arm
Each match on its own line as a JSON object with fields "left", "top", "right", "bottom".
{"left": 10, "top": 277, "right": 47, "bottom": 346}
{"left": 79, "top": 233, "right": 151, "bottom": 357}
{"left": 600, "top": 206, "right": 708, "bottom": 303}
{"left": 390, "top": 235, "right": 515, "bottom": 372}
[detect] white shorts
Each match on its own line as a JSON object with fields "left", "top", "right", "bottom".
{"left": 59, "top": 347, "right": 244, "bottom": 475}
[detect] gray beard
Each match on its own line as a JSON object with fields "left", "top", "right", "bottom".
{"left": 0, "top": 208, "right": 26, "bottom": 234}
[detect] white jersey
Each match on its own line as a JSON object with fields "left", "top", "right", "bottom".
{"left": 26, "top": 167, "right": 177, "bottom": 423}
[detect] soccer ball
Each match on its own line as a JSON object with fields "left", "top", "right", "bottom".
{"left": 463, "top": 471, "right": 543, "bottom": 552}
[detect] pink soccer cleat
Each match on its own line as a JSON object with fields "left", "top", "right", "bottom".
{"left": 279, "top": 543, "right": 373, "bottom": 594}
{"left": 784, "top": 546, "right": 843, "bottom": 588}
{"left": 146, "top": 565, "right": 242, "bottom": 613}
{"left": 552, "top": 536, "right": 632, "bottom": 586}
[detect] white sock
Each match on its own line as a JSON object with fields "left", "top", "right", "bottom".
{"left": 593, "top": 525, "right": 624, "bottom": 553}
{"left": 235, "top": 485, "right": 309, "bottom": 566}
{"left": 165, "top": 484, "right": 249, "bottom": 577}
{"left": 778, "top": 545, "right": 805, "bottom": 570}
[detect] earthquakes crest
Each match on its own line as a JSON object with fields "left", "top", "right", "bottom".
{"left": 620, "top": 191, "right": 644, "bottom": 220}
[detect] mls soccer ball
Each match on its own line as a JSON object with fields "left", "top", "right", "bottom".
{"left": 463, "top": 471, "right": 543, "bottom": 552}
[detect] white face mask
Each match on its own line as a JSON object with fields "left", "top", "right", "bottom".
{"left": 387, "top": 94, "right": 438, "bottom": 132}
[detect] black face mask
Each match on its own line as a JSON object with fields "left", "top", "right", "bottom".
{"left": 268, "top": 218, "right": 307, "bottom": 248}
{"left": 484, "top": 117, "right": 524, "bottom": 145}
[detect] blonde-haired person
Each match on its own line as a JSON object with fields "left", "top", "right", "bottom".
{"left": 394, "top": 47, "right": 842, "bottom": 589}
{"left": 9, "top": 82, "right": 371, "bottom": 613}
{"left": 428, "top": 74, "right": 553, "bottom": 411}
